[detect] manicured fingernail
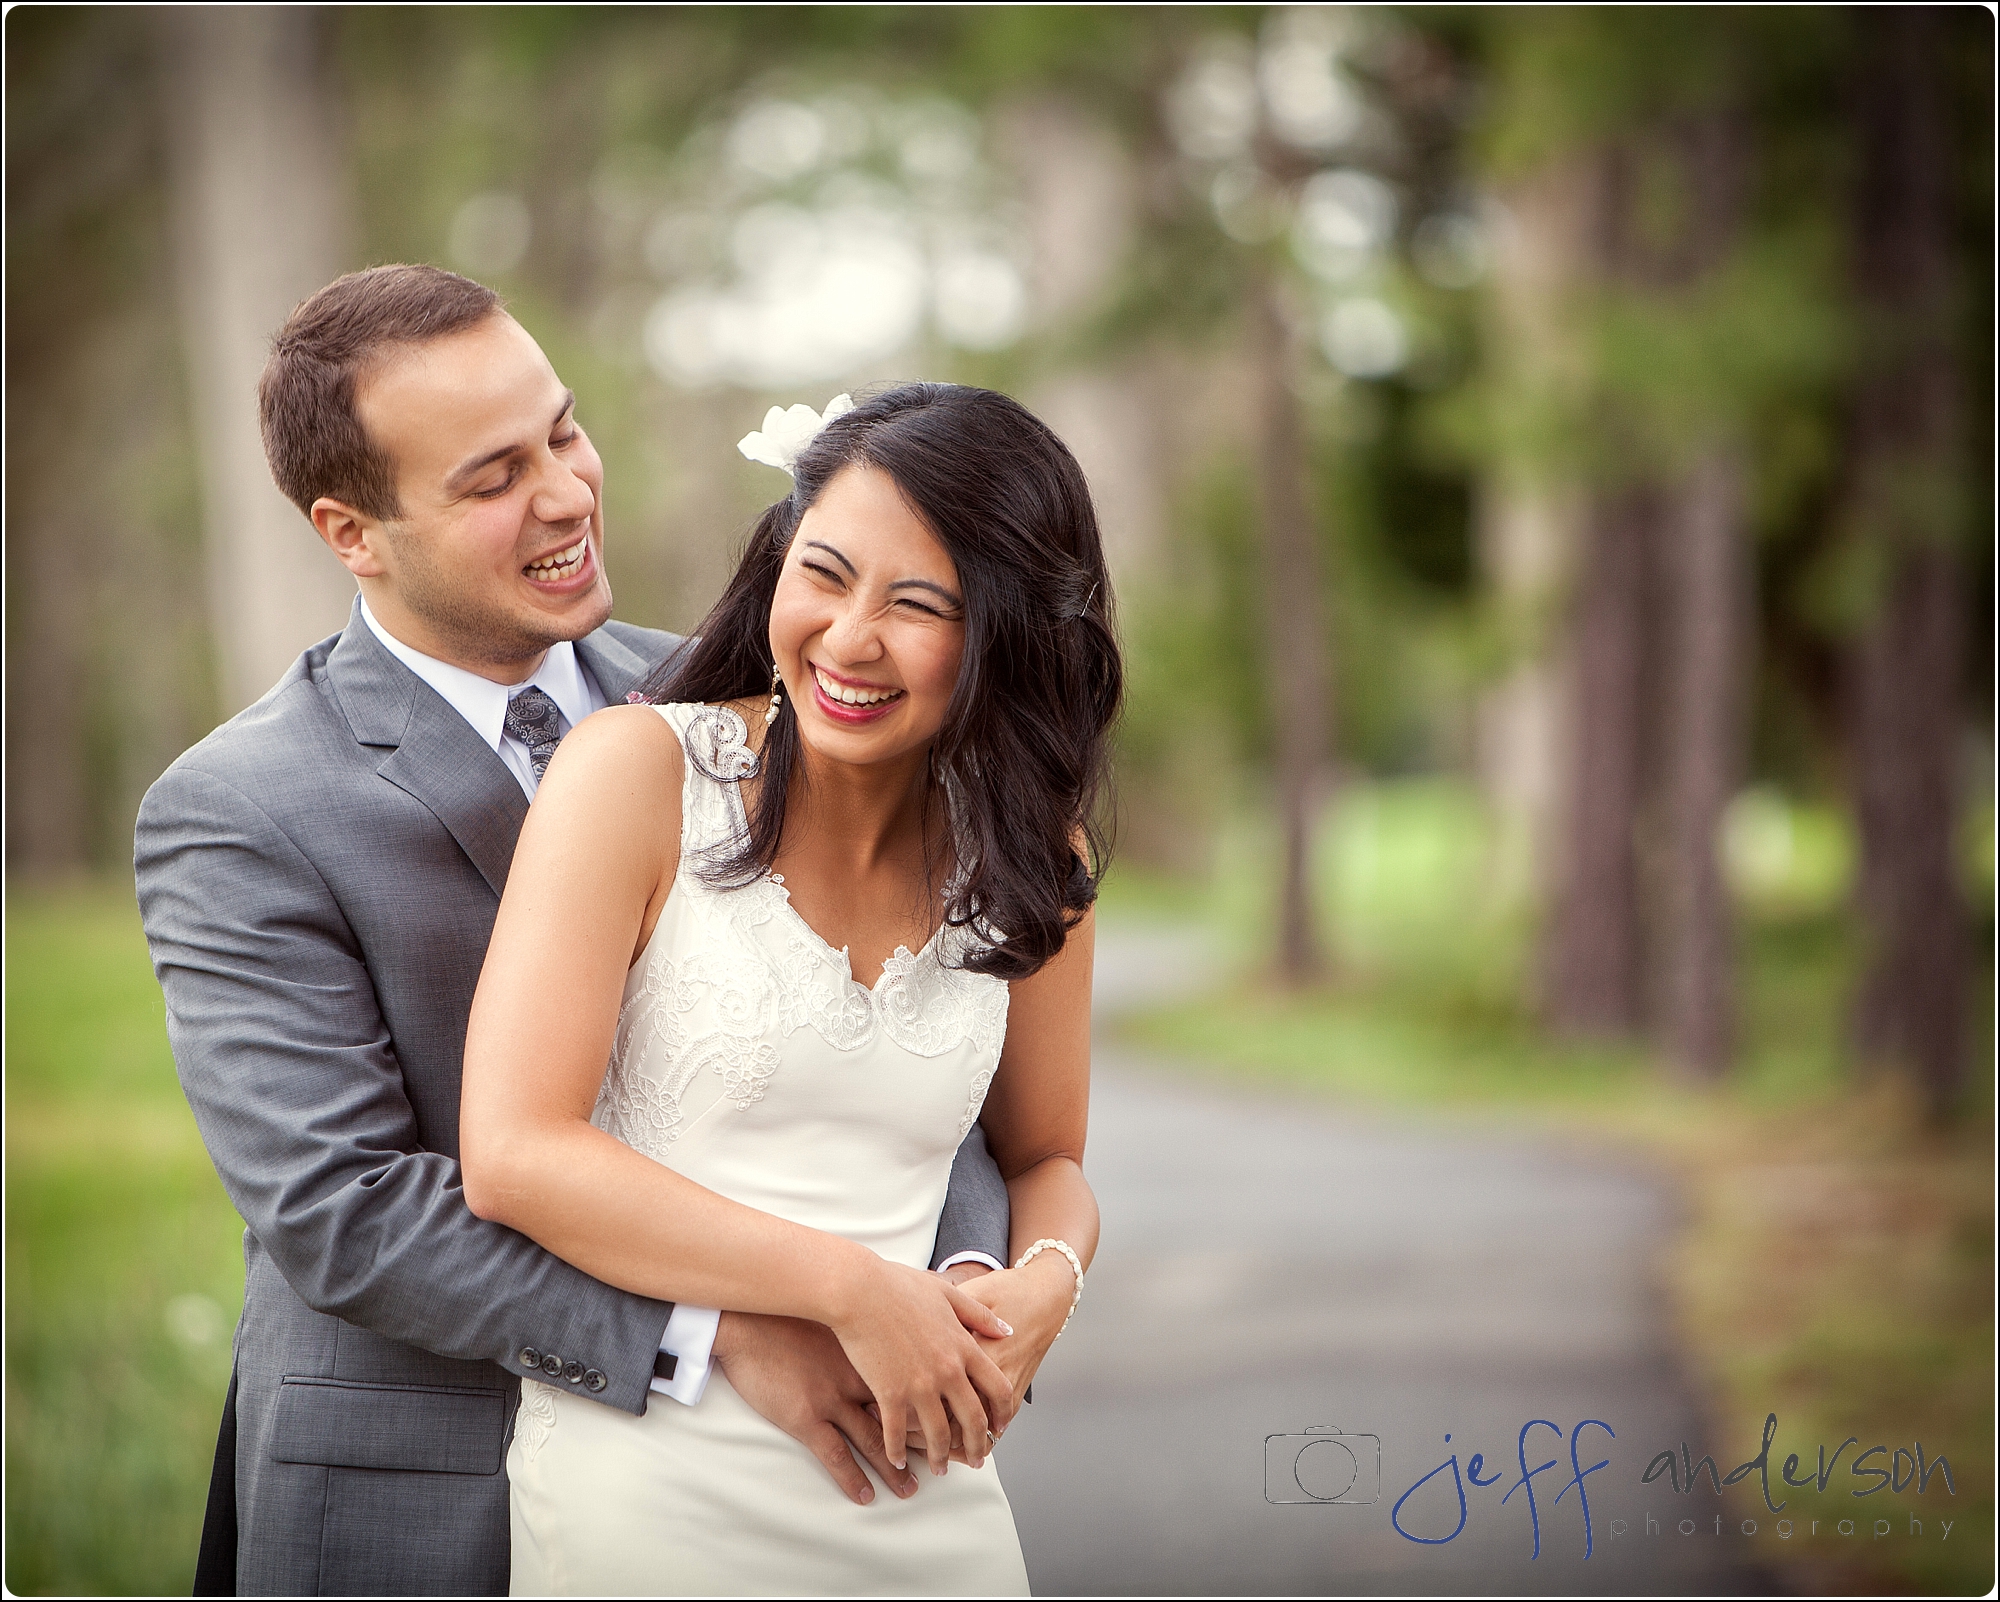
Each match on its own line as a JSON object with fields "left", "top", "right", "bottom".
{"left": 995, "top": 1319, "right": 1014, "bottom": 1336}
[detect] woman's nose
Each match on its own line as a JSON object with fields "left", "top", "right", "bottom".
{"left": 821, "top": 597, "right": 884, "bottom": 663}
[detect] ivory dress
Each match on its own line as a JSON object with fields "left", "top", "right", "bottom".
{"left": 506, "top": 703, "right": 1029, "bottom": 1597}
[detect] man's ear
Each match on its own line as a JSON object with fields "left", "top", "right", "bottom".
{"left": 312, "top": 498, "right": 391, "bottom": 579}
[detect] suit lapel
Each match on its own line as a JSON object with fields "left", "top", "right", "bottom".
{"left": 574, "top": 625, "right": 653, "bottom": 706}
{"left": 325, "top": 601, "right": 528, "bottom": 899}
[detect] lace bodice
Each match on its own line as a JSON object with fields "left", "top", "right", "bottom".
{"left": 588, "top": 703, "right": 1008, "bottom": 1262}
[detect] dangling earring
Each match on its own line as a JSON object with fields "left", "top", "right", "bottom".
{"left": 765, "top": 664, "right": 784, "bottom": 727}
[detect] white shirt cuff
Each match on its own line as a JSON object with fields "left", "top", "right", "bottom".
{"left": 934, "top": 1251, "right": 1005, "bottom": 1274}
{"left": 650, "top": 1303, "right": 720, "bottom": 1406}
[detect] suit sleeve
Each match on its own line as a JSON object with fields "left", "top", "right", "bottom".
{"left": 135, "top": 763, "right": 670, "bottom": 1415}
{"left": 929, "top": 1122, "right": 1012, "bottom": 1270}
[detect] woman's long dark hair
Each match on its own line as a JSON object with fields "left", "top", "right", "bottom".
{"left": 639, "top": 382, "right": 1122, "bottom": 983}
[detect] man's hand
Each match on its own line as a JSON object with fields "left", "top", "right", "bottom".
{"left": 711, "top": 1311, "right": 918, "bottom": 1506}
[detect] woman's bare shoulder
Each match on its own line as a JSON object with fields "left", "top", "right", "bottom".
{"left": 533, "top": 702, "right": 685, "bottom": 821}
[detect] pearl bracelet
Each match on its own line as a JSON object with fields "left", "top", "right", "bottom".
{"left": 1012, "top": 1238, "right": 1084, "bottom": 1338}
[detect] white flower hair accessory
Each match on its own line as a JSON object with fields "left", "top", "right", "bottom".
{"left": 737, "top": 393, "right": 855, "bottom": 476}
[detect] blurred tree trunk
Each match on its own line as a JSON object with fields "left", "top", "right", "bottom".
{"left": 1479, "top": 159, "right": 1595, "bottom": 917}
{"left": 7, "top": 11, "right": 221, "bottom": 872}
{"left": 1251, "top": 271, "right": 1330, "bottom": 984}
{"left": 154, "top": 7, "right": 356, "bottom": 714}
{"left": 1654, "top": 443, "right": 1750, "bottom": 1074}
{"left": 1545, "top": 475, "right": 1650, "bottom": 1035}
{"left": 1542, "top": 145, "right": 1649, "bottom": 1037}
{"left": 1543, "top": 114, "right": 1752, "bottom": 1068}
{"left": 1649, "top": 114, "right": 1751, "bottom": 1078}
{"left": 1845, "top": 6, "right": 1965, "bottom": 1115}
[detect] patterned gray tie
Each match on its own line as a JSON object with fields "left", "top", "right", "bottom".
{"left": 503, "top": 686, "right": 568, "bottom": 783}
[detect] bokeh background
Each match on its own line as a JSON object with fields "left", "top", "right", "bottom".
{"left": 5, "top": 6, "right": 1992, "bottom": 1595}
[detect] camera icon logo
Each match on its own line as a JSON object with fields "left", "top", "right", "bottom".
{"left": 1264, "top": 1424, "right": 1382, "bottom": 1506}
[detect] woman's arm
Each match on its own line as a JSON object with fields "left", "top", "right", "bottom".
{"left": 459, "top": 705, "right": 1011, "bottom": 1473}
{"left": 958, "top": 904, "right": 1101, "bottom": 1405}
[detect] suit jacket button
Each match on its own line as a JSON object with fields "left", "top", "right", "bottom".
{"left": 562, "top": 1359, "right": 585, "bottom": 1384}
{"left": 519, "top": 1347, "right": 543, "bottom": 1370}
{"left": 584, "top": 1369, "right": 607, "bottom": 1393}
{"left": 541, "top": 1352, "right": 564, "bottom": 1376}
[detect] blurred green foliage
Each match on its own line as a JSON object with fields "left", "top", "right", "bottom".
{"left": 5, "top": 888, "right": 244, "bottom": 1597}
{"left": 7, "top": 4, "right": 1990, "bottom": 869}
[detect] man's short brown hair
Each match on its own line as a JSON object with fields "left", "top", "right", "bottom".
{"left": 259, "top": 264, "right": 503, "bottom": 519}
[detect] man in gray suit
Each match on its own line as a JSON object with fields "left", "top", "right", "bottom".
{"left": 135, "top": 265, "right": 1013, "bottom": 1596}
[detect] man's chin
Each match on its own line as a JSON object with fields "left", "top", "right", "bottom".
{"left": 421, "top": 588, "right": 614, "bottom": 675}
{"left": 535, "top": 584, "right": 615, "bottom": 645}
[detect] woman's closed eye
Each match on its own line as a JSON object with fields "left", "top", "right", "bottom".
{"left": 890, "top": 582, "right": 963, "bottom": 620}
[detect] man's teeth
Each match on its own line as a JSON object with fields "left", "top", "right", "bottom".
{"left": 526, "top": 538, "right": 588, "bottom": 579}
{"left": 813, "top": 667, "right": 902, "bottom": 706}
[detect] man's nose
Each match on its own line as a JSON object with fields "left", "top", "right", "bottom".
{"left": 532, "top": 458, "right": 595, "bottom": 526}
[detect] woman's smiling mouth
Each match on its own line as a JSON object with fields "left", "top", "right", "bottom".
{"left": 810, "top": 664, "right": 905, "bottom": 722}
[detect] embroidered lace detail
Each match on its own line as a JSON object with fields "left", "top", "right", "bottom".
{"left": 687, "top": 1030, "right": 782, "bottom": 1111}
{"left": 515, "top": 1379, "right": 559, "bottom": 1463}
{"left": 756, "top": 876, "right": 881, "bottom": 1050}
{"left": 682, "top": 705, "right": 760, "bottom": 783}
{"left": 594, "top": 948, "right": 699, "bottom": 1159}
{"left": 879, "top": 939, "right": 1009, "bottom": 1062}
{"left": 958, "top": 1063, "right": 997, "bottom": 1140}
{"left": 680, "top": 947, "right": 773, "bottom": 1035}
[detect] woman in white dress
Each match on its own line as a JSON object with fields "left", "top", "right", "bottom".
{"left": 459, "top": 383, "right": 1120, "bottom": 1595}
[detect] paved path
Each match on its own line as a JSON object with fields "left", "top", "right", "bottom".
{"left": 991, "top": 927, "right": 1763, "bottom": 1595}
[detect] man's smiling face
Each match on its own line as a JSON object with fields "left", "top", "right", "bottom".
{"left": 342, "top": 312, "right": 613, "bottom": 680}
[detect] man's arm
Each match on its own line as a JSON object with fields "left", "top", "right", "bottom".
{"left": 930, "top": 1123, "right": 1010, "bottom": 1274}
{"left": 135, "top": 763, "right": 670, "bottom": 1413}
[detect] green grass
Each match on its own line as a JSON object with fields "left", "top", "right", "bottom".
{"left": 6, "top": 885, "right": 245, "bottom": 1597}
{"left": 1102, "top": 779, "right": 1994, "bottom": 1597}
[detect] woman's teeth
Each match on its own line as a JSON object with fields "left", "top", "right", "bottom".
{"left": 526, "top": 538, "right": 588, "bottom": 580}
{"left": 813, "top": 666, "right": 902, "bottom": 707}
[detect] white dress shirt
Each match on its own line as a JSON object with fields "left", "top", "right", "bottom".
{"left": 359, "top": 600, "right": 720, "bottom": 1404}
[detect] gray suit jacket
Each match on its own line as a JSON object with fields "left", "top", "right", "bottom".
{"left": 135, "top": 599, "right": 1010, "bottom": 1596}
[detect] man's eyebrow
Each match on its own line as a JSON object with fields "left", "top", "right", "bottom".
{"left": 443, "top": 391, "right": 576, "bottom": 493}
{"left": 890, "top": 578, "right": 963, "bottom": 607}
{"left": 802, "top": 540, "right": 858, "bottom": 577}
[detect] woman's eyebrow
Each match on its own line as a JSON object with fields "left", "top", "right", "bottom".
{"left": 802, "top": 540, "right": 858, "bottom": 577}
{"left": 891, "top": 578, "right": 963, "bottom": 607}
